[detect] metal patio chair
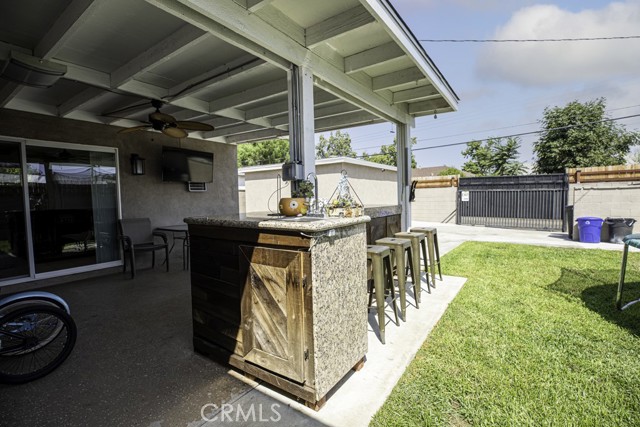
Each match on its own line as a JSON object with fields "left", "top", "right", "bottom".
{"left": 616, "top": 233, "right": 640, "bottom": 310}
{"left": 118, "top": 218, "right": 169, "bottom": 279}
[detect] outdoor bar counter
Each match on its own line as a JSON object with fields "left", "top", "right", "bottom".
{"left": 184, "top": 213, "right": 370, "bottom": 409}
{"left": 364, "top": 204, "right": 402, "bottom": 244}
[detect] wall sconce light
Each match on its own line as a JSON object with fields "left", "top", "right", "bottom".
{"left": 130, "top": 154, "right": 145, "bottom": 176}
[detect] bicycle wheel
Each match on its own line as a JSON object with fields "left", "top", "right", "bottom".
{"left": 0, "top": 305, "right": 77, "bottom": 384}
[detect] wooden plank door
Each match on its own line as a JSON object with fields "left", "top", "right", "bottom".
{"left": 239, "top": 245, "right": 305, "bottom": 383}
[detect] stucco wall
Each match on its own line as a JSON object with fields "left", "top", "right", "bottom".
{"left": 242, "top": 160, "right": 397, "bottom": 214}
{"left": 411, "top": 186, "right": 458, "bottom": 223}
{"left": 0, "top": 108, "right": 238, "bottom": 229}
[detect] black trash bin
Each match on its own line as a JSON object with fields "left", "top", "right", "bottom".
{"left": 605, "top": 217, "right": 636, "bottom": 243}
{"left": 565, "top": 205, "right": 574, "bottom": 239}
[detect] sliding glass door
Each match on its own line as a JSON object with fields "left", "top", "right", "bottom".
{"left": 0, "top": 139, "right": 120, "bottom": 283}
{"left": 26, "top": 144, "right": 120, "bottom": 273}
{"left": 0, "top": 141, "right": 30, "bottom": 280}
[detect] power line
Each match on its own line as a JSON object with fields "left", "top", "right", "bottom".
{"left": 354, "top": 113, "right": 640, "bottom": 159}
{"left": 412, "top": 113, "right": 640, "bottom": 152}
{"left": 350, "top": 104, "right": 640, "bottom": 155}
{"left": 419, "top": 35, "right": 640, "bottom": 43}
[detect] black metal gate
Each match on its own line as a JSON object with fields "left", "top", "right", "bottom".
{"left": 456, "top": 174, "right": 569, "bottom": 231}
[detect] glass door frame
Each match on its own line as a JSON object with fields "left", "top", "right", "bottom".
{"left": 0, "top": 136, "right": 123, "bottom": 287}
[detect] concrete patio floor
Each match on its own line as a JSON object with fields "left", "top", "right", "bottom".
{"left": 0, "top": 222, "right": 630, "bottom": 426}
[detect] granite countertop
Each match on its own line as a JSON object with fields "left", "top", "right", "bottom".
{"left": 363, "top": 204, "right": 402, "bottom": 218}
{"left": 184, "top": 212, "right": 370, "bottom": 232}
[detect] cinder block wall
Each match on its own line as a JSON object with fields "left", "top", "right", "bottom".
{"left": 570, "top": 182, "right": 640, "bottom": 241}
{"left": 410, "top": 186, "right": 457, "bottom": 223}
{"left": 409, "top": 181, "right": 640, "bottom": 239}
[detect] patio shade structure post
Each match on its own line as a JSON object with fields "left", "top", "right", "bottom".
{"left": 288, "top": 64, "right": 316, "bottom": 188}
{"left": 396, "top": 122, "right": 412, "bottom": 231}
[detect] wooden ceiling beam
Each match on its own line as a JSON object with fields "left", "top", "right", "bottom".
{"left": 111, "top": 25, "right": 208, "bottom": 88}
{"left": 35, "top": 0, "right": 101, "bottom": 59}
{"left": 209, "top": 79, "right": 288, "bottom": 111}
{"left": 58, "top": 87, "right": 106, "bottom": 117}
{"left": 305, "top": 5, "right": 375, "bottom": 48}
{"left": 372, "top": 67, "right": 425, "bottom": 92}
{"left": 344, "top": 41, "right": 404, "bottom": 74}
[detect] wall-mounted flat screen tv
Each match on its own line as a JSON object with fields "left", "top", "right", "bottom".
{"left": 162, "top": 147, "right": 214, "bottom": 183}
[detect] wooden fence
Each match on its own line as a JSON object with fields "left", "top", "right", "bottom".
{"left": 567, "top": 164, "right": 640, "bottom": 183}
{"left": 413, "top": 175, "right": 459, "bottom": 188}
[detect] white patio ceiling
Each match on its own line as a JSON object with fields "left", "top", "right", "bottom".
{"left": 0, "top": 0, "right": 458, "bottom": 144}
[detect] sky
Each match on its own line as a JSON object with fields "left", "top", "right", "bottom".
{"left": 316, "top": 0, "right": 640, "bottom": 170}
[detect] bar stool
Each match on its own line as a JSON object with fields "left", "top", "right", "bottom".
{"left": 410, "top": 227, "right": 443, "bottom": 285}
{"left": 395, "top": 231, "right": 431, "bottom": 300}
{"left": 367, "top": 245, "right": 399, "bottom": 344}
{"left": 375, "top": 237, "right": 419, "bottom": 321}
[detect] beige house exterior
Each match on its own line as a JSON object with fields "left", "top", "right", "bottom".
{"left": 239, "top": 157, "right": 398, "bottom": 214}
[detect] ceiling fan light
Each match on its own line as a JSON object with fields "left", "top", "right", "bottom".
{"left": 163, "top": 126, "right": 188, "bottom": 138}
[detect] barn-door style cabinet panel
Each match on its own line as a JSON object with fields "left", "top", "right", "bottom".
{"left": 240, "top": 245, "right": 306, "bottom": 383}
{"left": 186, "top": 215, "right": 369, "bottom": 409}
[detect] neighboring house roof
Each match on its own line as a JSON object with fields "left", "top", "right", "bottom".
{"left": 239, "top": 157, "right": 398, "bottom": 174}
{"left": 412, "top": 166, "right": 450, "bottom": 177}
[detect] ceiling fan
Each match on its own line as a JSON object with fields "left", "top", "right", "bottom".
{"left": 117, "top": 100, "right": 214, "bottom": 138}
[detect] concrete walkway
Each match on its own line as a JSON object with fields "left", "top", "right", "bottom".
{"left": 412, "top": 221, "right": 634, "bottom": 257}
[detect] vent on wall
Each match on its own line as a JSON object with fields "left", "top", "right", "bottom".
{"left": 0, "top": 51, "right": 67, "bottom": 88}
{"left": 187, "top": 182, "right": 207, "bottom": 192}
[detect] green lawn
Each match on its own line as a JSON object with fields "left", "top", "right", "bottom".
{"left": 371, "top": 242, "right": 640, "bottom": 427}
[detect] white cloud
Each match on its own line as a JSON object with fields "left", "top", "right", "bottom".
{"left": 392, "top": 0, "right": 536, "bottom": 12}
{"left": 476, "top": 2, "right": 640, "bottom": 86}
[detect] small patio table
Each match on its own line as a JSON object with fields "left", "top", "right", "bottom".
{"left": 155, "top": 224, "right": 189, "bottom": 270}
{"left": 617, "top": 233, "right": 640, "bottom": 310}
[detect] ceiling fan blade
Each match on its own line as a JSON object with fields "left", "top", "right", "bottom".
{"left": 118, "top": 125, "right": 150, "bottom": 134}
{"left": 162, "top": 127, "right": 188, "bottom": 138}
{"left": 149, "top": 111, "right": 176, "bottom": 123}
{"left": 175, "top": 121, "right": 214, "bottom": 131}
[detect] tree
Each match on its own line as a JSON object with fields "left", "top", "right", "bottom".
{"left": 237, "top": 139, "right": 290, "bottom": 167}
{"left": 534, "top": 98, "right": 640, "bottom": 173}
{"left": 363, "top": 137, "right": 417, "bottom": 168}
{"left": 461, "top": 137, "right": 526, "bottom": 176}
{"left": 315, "top": 130, "right": 356, "bottom": 159}
{"left": 438, "top": 166, "right": 465, "bottom": 177}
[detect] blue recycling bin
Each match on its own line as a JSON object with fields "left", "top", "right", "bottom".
{"left": 577, "top": 217, "right": 603, "bottom": 243}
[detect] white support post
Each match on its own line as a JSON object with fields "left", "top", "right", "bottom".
{"left": 396, "top": 123, "right": 411, "bottom": 230}
{"left": 288, "top": 65, "right": 316, "bottom": 181}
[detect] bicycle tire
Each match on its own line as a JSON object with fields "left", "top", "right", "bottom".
{"left": 0, "top": 305, "right": 77, "bottom": 384}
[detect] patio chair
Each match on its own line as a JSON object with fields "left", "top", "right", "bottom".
{"left": 118, "top": 218, "right": 169, "bottom": 279}
{"left": 616, "top": 233, "right": 640, "bottom": 310}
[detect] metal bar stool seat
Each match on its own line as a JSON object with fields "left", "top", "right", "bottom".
{"left": 367, "top": 245, "right": 399, "bottom": 344}
{"left": 375, "top": 237, "right": 419, "bottom": 321}
{"left": 410, "top": 226, "right": 443, "bottom": 285}
{"left": 395, "top": 231, "right": 431, "bottom": 301}
{"left": 617, "top": 233, "right": 640, "bottom": 310}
